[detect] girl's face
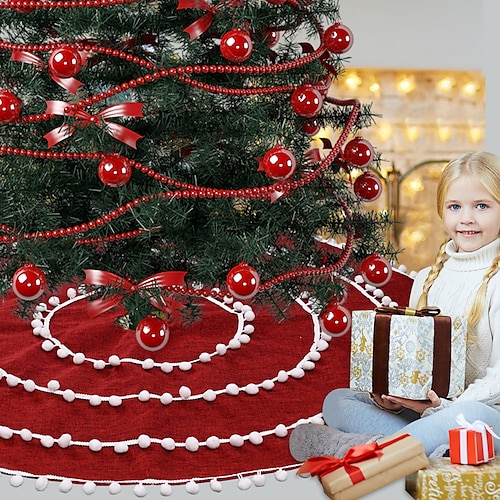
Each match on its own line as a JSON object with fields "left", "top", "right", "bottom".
{"left": 443, "top": 174, "right": 500, "bottom": 253}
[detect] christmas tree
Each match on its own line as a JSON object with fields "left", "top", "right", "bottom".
{"left": 0, "top": 0, "right": 394, "bottom": 338}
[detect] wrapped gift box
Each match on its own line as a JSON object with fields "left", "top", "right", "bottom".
{"left": 449, "top": 414, "right": 497, "bottom": 465}
{"left": 298, "top": 433, "right": 428, "bottom": 500}
{"left": 406, "top": 457, "right": 500, "bottom": 500}
{"left": 350, "top": 307, "right": 467, "bottom": 399}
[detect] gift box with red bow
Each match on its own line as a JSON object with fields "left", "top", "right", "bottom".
{"left": 350, "top": 306, "right": 467, "bottom": 399}
{"left": 449, "top": 413, "right": 499, "bottom": 465}
{"left": 297, "top": 432, "right": 428, "bottom": 500}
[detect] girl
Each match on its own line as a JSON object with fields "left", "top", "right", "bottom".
{"left": 290, "top": 151, "right": 500, "bottom": 460}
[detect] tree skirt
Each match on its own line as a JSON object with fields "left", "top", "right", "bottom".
{"left": 0, "top": 267, "right": 413, "bottom": 494}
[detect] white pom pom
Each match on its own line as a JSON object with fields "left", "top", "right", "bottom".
{"left": 73, "top": 352, "right": 86, "bottom": 364}
{"left": 316, "top": 339, "right": 330, "bottom": 351}
{"left": 63, "top": 389, "right": 76, "bottom": 403}
{"left": 373, "top": 289, "right": 384, "bottom": 298}
{"left": 93, "top": 359, "right": 106, "bottom": 370}
{"left": 244, "top": 383, "right": 259, "bottom": 395}
{"left": 67, "top": 288, "right": 77, "bottom": 299}
{"left": 160, "top": 362, "right": 173, "bottom": 373}
{"left": 185, "top": 480, "right": 199, "bottom": 494}
{"left": 364, "top": 284, "right": 376, "bottom": 292}
{"left": 82, "top": 481, "right": 96, "bottom": 495}
{"left": 308, "top": 350, "right": 321, "bottom": 361}
{"left": 354, "top": 274, "right": 364, "bottom": 283}
{"left": 40, "top": 435, "right": 55, "bottom": 448}
{"left": 185, "top": 436, "right": 199, "bottom": 452}
{"left": 274, "top": 424, "right": 288, "bottom": 437}
{"left": 31, "top": 319, "right": 43, "bottom": 329}
{"left": 262, "top": 379, "right": 275, "bottom": 391}
{"left": 290, "top": 367, "right": 305, "bottom": 379}
{"left": 57, "top": 348, "right": 70, "bottom": 359}
{"left": 179, "top": 386, "right": 191, "bottom": 399}
{"left": 160, "top": 392, "right": 173, "bottom": 405}
{"left": 243, "top": 324, "right": 255, "bottom": 334}
{"left": 248, "top": 431, "right": 263, "bottom": 445}
{"left": 89, "top": 439, "right": 102, "bottom": 452}
{"left": 108, "top": 355, "right": 121, "bottom": 366}
{"left": 243, "top": 310, "right": 255, "bottom": 321}
{"left": 274, "top": 469, "right": 288, "bottom": 481}
{"left": 229, "top": 434, "right": 244, "bottom": 447}
{"left": 210, "top": 479, "right": 223, "bottom": 492}
{"left": 35, "top": 476, "right": 49, "bottom": 491}
{"left": 225, "top": 383, "right": 239, "bottom": 395}
{"left": 0, "top": 426, "right": 13, "bottom": 439}
{"left": 241, "top": 304, "right": 252, "bottom": 313}
{"left": 228, "top": 339, "right": 241, "bottom": 349}
{"left": 58, "top": 433, "right": 72, "bottom": 448}
{"left": 59, "top": 479, "right": 73, "bottom": 493}
{"left": 199, "top": 352, "right": 211, "bottom": 363}
{"left": 232, "top": 301, "right": 243, "bottom": 311}
{"left": 202, "top": 389, "right": 217, "bottom": 402}
{"left": 6, "top": 375, "right": 20, "bottom": 387}
{"left": 48, "top": 296, "right": 60, "bottom": 306}
{"left": 108, "top": 395, "right": 122, "bottom": 407}
{"left": 277, "top": 370, "right": 288, "bottom": 383}
{"left": 205, "top": 436, "right": 220, "bottom": 449}
{"left": 89, "top": 395, "right": 102, "bottom": 407}
{"left": 239, "top": 334, "right": 251, "bottom": 344}
{"left": 20, "top": 428, "right": 33, "bottom": 441}
{"left": 9, "top": 475, "right": 23, "bottom": 487}
{"left": 389, "top": 301, "right": 399, "bottom": 307}
{"left": 237, "top": 477, "right": 252, "bottom": 490}
{"left": 138, "top": 390, "right": 151, "bottom": 402}
{"left": 138, "top": 434, "right": 151, "bottom": 449}
{"left": 301, "top": 360, "right": 315, "bottom": 371}
{"left": 381, "top": 295, "right": 391, "bottom": 305}
{"left": 24, "top": 379, "right": 36, "bottom": 392}
{"left": 109, "top": 481, "right": 122, "bottom": 494}
{"left": 160, "top": 483, "right": 173, "bottom": 496}
{"left": 161, "top": 438, "right": 176, "bottom": 451}
{"left": 142, "top": 358, "right": 155, "bottom": 370}
{"left": 216, "top": 343, "right": 227, "bottom": 355}
{"left": 36, "top": 303, "right": 48, "bottom": 312}
{"left": 223, "top": 295, "right": 234, "bottom": 304}
{"left": 41, "top": 340, "right": 55, "bottom": 352}
{"left": 133, "top": 483, "right": 148, "bottom": 497}
{"left": 179, "top": 362, "right": 193, "bottom": 372}
{"left": 252, "top": 473, "right": 266, "bottom": 487}
{"left": 114, "top": 442, "right": 129, "bottom": 454}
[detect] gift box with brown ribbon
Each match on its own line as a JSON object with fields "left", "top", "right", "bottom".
{"left": 298, "top": 432, "right": 429, "bottom": 500}
{"left": 349, "top": 307, "right": 467, "bottom": 399}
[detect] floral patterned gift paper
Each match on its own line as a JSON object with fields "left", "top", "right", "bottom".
{"left": 350, "top": 311, "right": 467, "bottom": 399}
{"left": 406, "top": 457, "right": 500, "bottom": 500}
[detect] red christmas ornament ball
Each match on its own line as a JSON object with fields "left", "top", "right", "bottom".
{"left": 263, "top": 28, "right": 280, "bottom": 48}
{"left": 319, "top": 303, "right": 351, "bottom": 337}
{"left": 135, "top": 315, "right": 170, "bottom": 351}
{"left": 12, "top": 264, "right": 46, "bottom": 301}
{"left": 48, "top": 46, "right": 83, "bottom": 78}
{"left": 360, "top": 254, "right": 393, "bottom": 287}
{"left": 302, "top": 118, "right": 320, "bottom": 136}
{"left": 343, "top": 137, "right": 374, "bottom": 169}
{"left": 98, "top": 154, "right": 132, "bottom": 187}
{"left": 226, "top": 263, "right": 260, "bottom": 300}
{"left": 290, "top": 85, "right": 323, "bottom": 118}
{"left": 324, "top": 23, "right": 354, "bottom": 54}
{"left": 354, "top": 172, "right": 382, "bottom": 201}
{"left": 260, "top": 145, "right": 296, "bottom": 180}
{"left": 220, "top": 29, "right": 253, "bottom": 63}
{"left": 0, "top": 90, "right": 22, "bottom": 124}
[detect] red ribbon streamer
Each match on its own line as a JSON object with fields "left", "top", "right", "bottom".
{"left": 43, "top": 101, "right": 145, "bottom": 149}
{"left": 177, "top": 0, "right": 244, "bottom": 41}
{"left": 297, "top": 433, "right": 411, "bottom": 485}
{"left": 10, "top": 50, "right": 84, "bottom": 94}
{"left": 83, "top": 269, "right": 187, "bottom": 318}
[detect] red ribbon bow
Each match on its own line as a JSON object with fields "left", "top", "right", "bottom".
{"left": 83, "top": 269, "right": 187, "bottom": 318}
{"left": 297, "top": 433, "right": 410, "bottom": 485}
{"left": 43, "top": 100, "right": 145, "bottom": 149}
{"left": 177, "top": 0, "right": 245, "bottom": 41}
{"left": 10, "top": 50, "right": 87, "bottom": 94}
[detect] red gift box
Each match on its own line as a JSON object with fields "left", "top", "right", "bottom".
{"left": 449, "top": 413, "right": 498, "bottom": 465}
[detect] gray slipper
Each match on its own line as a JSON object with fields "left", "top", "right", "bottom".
{"left": 289, "top": 423, "right": 383, "bottom": 462}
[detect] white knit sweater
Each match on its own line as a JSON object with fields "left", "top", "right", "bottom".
{"left": 409, "top": 238, "right": 500, "bottom": 407}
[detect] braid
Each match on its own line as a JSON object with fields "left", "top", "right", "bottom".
{"left": 468, "top": 252, "right": 500, "bottom": 328}
{"left": 415, "top": 241, "right": 449, "bottom": 310}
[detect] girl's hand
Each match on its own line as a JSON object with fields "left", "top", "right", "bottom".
{"left": 371, "top": 392, "right": 404, "bottom": 412}
{"left": 381, "top": 390, "right": 441, "bottom": 415}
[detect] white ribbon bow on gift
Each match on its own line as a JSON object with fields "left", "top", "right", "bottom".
{"left": 456, "top": 413, "right": 500, "bottom": 439}
{"left": 455, "top": 413, "right": 500, "bottom": 464}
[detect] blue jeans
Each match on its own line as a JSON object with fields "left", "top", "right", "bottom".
{"left": 322, "top": 388, "right": 500, "bottom": 456}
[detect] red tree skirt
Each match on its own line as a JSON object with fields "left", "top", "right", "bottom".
{"left": 0, "top": 269, "right": 413, "bottom": 490}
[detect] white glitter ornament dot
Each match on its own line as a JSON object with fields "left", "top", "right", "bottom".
{"left": 63, "top": 389, "right": 76, "bottom": 402}
{"left": 114, "top": 442, "right": 129, "bottom": 454}
{"left": 160, "top": 393, "right": 173, "bottom": 405}
{"left": 185, "top": 436, "right": 199, "bottom": 452}
{"left": 73, "top": 352, "right": 85, "bottom": 364}
{"left": 179, "top": 386, "right": 191, "bottom": 399}
{"left": 142, "top": 358, "right": 155, "bottom": 370}
{"left": 202, "top": 389, "right": 217, "bottom": 402}
{"left": 109, "top": 481, "right": 121, "bottom": 494}
{"left": 59, "top": 478, "right": 73, "bottom": 493}
{"left": 161, "top": 438, "right": 176, "bottom": 451}
{"left": 248, "top": 431, "right": 263, "bottom": 445}
{"left": 133, "top": 483, "right": 148, "bottom": 497}
{"left": 108, "top": 355, "right": 121, "bottom": 366}
{"left": 179, "top": 362, "right": 192, "bottom": 371}
{"left": 185, "top": 480, "right": 199, "bottom": 494}
{"left": 41, "top": 340, "right": 55, "bottom": 352}
{"left": 160, "top": 483, "right": 173, "bottom": 496}
{"left": 138, "top": 390, "right": 151, "bottom": 402}
{"left": 205, "top": 436, "right": 220, "bottom": 449}
{"left": 225, "top": 383, "right": 239, "bottom": 396}
{"left": 20, "top": 428, "right": 33, "bottom": 441}
{"left": 229, "top": 434, "right": 244, "bottom": 447}
{"left": 199, "top": 352, "right": 211, "bottom": 363}
{"left": 244, "top": 383, "right": 259, "bottom": 395}
{"left": 9, "top": 475, "right": 23, "bottom": 487}
{"left": 237, "top": 477, "right": 252, "bottom": 490}
{"left": 160, "top": 362, "right": 173, "bottom": 373}
{"left": 35, "top": 476, "right": 49, "bottom": 491}
{"left": 83, "top": 481, "right": 97, "bottom": 495}
{"left": 40, "top": 435, "right": 55, "bottom": 448}
{"left": 93, "top": 360, "right": 106, "bottom": 370}
{"left": 108, "top": 395, "right": 122, "bottom": 407}
{"left": 58, "top": 433, "right": 72, "bottom": 448}
{"left": 138, "top": 434, "right": 151, "bottom": 449}
{"left": 89, "top": 439, "right": 102, "bottom": 452}
{"left": 216, "top": 343, "right": 227, "bottom": 355}
{"left": 275, "top": 424, "right": 288, "bottom": 437}
{"left": 275, "top": 469, "right": 288, "bottom": 481}
{"left": 210, "top": 479, "right": 223, "bottom": 492}
{"left": 89, "top": 395, "right": 102, "bottom": 407}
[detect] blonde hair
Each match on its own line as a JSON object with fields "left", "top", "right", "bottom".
{"left": 416, "top": 152, "right": 500, "bottom": 329}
